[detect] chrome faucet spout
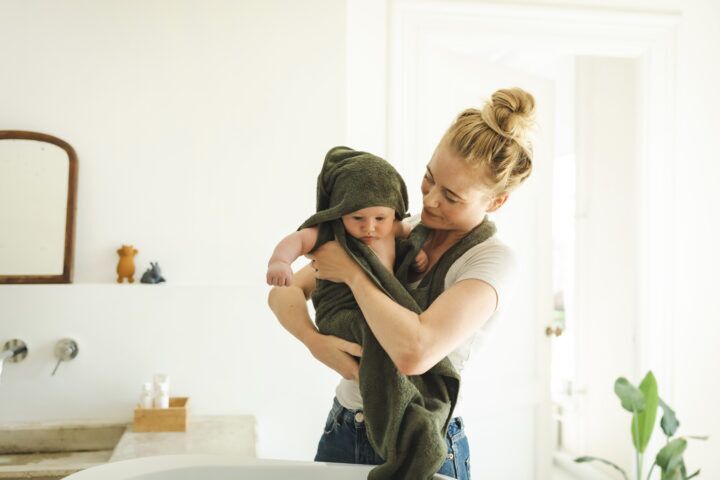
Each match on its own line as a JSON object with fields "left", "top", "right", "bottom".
{"left": 0, "top": 350, "right": 13, "bottom": 384}
{"left": 0, "top": 340, "right": 28, "bottom": 385}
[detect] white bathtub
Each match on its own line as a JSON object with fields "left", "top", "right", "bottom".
{"left": 64, "top": 454, "right": 454, "bottom": 479}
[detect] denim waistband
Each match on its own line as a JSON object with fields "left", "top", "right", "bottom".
{"left": 330, "top": 397, "right": 465, "bottom": 438}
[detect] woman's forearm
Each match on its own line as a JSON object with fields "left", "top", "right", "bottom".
{"left": 306, "top": 240, "right": 424, "bottom": 373}
{"left": 346, "top": 270, "right": 423, "bottom": 374}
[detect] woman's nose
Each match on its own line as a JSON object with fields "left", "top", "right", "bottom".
{"left": 423, "top": 186, "right": 441, "bottom": 207}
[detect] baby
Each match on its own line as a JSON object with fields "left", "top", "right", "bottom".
{"left": 266, "top": 147, "right": 428, "bottom": 287}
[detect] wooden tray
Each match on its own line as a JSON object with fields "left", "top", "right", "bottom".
{"left": 133, "top": 397, "right": 188, "bottom": 432}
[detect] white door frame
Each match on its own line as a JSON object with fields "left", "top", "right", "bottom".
{"left": 347, "top": 1, "right": 679, "bottom": 477}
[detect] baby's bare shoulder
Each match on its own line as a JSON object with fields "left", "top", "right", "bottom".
{"left": 371, "top": 235, "right": 397, "bottom": 270}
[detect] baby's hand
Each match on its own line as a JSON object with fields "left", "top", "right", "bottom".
{"left": 413, "top": 249, "right": 429, "bottom": 273}
{"left": 266, "top": 261, "right": 294, "bottom": 287}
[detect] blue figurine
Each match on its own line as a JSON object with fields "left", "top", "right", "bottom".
{"left": 140, "top": 262, "right": 166, "bottom": 284}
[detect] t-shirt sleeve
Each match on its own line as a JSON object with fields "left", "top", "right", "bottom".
{"left": 449, "top": 239, "right": 517, "bottom": 312}
{"left": 404, "top": 213, "right": 422, "bottom": 229}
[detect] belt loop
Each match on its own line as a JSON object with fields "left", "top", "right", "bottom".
{"left": 335, "top": 405, "right": 345, "bottom": 425}
{"left": 331, "top": 398, "right": 344, "bottom": 423}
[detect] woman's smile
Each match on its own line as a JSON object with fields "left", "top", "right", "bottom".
{"left": 422, "top": 207, "right": 442, "bottom": 221}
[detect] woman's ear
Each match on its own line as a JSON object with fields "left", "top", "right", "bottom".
{"left": 486, "top": 193, "right": 509, "bottom": 213}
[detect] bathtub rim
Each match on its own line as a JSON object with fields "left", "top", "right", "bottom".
{"left": 64, "top": 454, "right": 454, "bottom": 479}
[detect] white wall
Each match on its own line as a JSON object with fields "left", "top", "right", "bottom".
{"left": 0, "top": 0, "right": 346, "bottom": 461}
{"left": 671, "top": 0, "right": 720, "bottom": 476}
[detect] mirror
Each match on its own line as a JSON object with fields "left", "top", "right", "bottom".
{"left": 0, "top": 131, "right": 78, "bottom": 283}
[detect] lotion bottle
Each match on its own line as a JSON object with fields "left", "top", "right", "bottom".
{"left": 139, "top": 382, "right": 153, "bottom": 409}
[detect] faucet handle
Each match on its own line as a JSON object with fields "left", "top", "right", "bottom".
{"left": 52, "top": 339, "right": 79, "bottom": 376}
{"left": 52, "top": 358, "right": 63, "bottom": 376}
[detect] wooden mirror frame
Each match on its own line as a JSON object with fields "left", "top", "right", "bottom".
{"left": 0, "top": 131, "right": 78, "bottom": 284}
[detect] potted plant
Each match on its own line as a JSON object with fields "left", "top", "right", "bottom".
{"left": 575, "top": 371, "right": 706, "bottom": 480}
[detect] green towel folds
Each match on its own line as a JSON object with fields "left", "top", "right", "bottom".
{"left": 301, "top": 146, "right": 496, "bottom": 480}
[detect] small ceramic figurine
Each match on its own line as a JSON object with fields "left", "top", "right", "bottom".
{"left": 140, "top": 262, "right": 166, "bottom": 284}
{"left": 116, "top": 245, "right": 138, "bottom": 283}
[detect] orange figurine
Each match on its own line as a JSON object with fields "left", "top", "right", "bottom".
{"left": 116, "top": 245, "right": 138, "bottom": 283}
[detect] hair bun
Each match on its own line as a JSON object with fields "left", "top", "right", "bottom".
{"left": 480, "top": 87, "right": 535, "bottom": 145}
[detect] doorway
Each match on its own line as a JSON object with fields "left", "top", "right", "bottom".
{"left": 346, "top": 2, "right": 679, "bottom": 478}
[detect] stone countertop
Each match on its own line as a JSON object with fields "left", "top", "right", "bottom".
{"left": 110, "top": 415, "right": 257, "bottom": 462}
{"left": 0, "top": 416, "right": 257, "bottom": 479}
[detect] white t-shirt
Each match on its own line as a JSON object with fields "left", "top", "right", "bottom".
{"left": 334, "top": 215, "right": 517, "bottom": 415}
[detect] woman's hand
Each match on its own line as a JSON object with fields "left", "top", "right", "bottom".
{"left": 308, "top": 240, "right": 363, "bottom": 284}
{"left": 306, "top": 332, "right": 363, "bottom": 382}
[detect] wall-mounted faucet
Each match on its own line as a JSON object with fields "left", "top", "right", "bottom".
{"left": 1, "top": 339, "right": 28, "bottom": 384}
{"left": 52, "top": 338, "right": 79, "bottom": 375}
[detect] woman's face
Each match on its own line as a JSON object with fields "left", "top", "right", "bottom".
{"left": 420, "top": 143, "right": 507, "bottom": 233}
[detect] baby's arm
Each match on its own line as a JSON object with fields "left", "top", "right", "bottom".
{"left": 413, "top": 249, "right": 429, "bottom": 273}
{"left": 266, "top": 226, "right": 319, "bottom": 286}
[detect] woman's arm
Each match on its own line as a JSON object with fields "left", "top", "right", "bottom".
{"left": 348, "top": 273, "right": 496, "bottom": 375}
{"left": 311, "top": 241, "right": 497, "bottom": 376}
{"left": 267, "top": 263, "right": 363, "bottom": 381}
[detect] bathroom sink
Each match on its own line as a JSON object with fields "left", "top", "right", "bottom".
{"left": 0, "top": 420, "right": 128, "bottom": 479}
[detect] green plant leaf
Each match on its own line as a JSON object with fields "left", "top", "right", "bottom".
{"left": 660, "top": 467, "right": 683, "bottom": 480}
{"left": 575, "top": 456, "right": 629, "bottom": 480}
{"left": 632, "top": 371, "right": 659, "bottom": 452}
{"left": 656, "top": 438, "right": 687, "bottom": 471}
{"left": 679, "top": 457, "right": 702, "bottom": 480}
{"left": 686, "top": 468, "right": 701, "bottom": 479}
{"left": 659, "top": 397, "right": 680, "bottom": 437}
{"left": 615, "top": 377, "right": 646, "bottom": 413}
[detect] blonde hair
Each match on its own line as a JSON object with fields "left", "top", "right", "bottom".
{"left": 442, "top": 87, "right": 535, "bottom": 196}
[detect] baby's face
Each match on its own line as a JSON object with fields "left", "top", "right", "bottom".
{"left": 341, "top": 206, "right": 396, "bottom": 245}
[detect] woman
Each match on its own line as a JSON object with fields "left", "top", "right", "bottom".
{"left": 268, "top": 87, "right": 535, "bottom": 479}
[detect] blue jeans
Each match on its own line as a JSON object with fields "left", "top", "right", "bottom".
{"left": 314, "top": 397, "right": 471, "bottom": 479}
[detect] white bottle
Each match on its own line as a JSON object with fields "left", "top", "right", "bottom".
{"left": 153, "top": 373, "right": 170, "bottom": 409}
{"left": 154, "top": 382, "right": 170, "bottom": 409}
{"left": 139, "top": 382, "right": 153, "bottom": 409}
